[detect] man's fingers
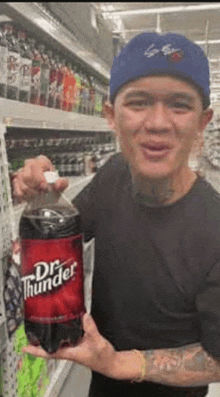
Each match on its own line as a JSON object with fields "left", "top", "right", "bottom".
{"left": 25, "top": 155, "right": 54, "bottom": 172}
{"left": 54, "top": 178, "right": 69, "bottom": 191}
{"left": 22, "top": 345, "right": 52, "bottom": 358}
{"left": 12, "top": 155, "right": 68, "bottom": 202}
{"left": 22, "top": 344, "right": 78, "bottom": 361}
{"left": 83, "top": 313, "right": 100, "bottom": 341}
{"left": 22, "top": 159, "right": 48, "bottom": 190}
{"left": 13, "top": 175, "right": 42, "bottom": 200}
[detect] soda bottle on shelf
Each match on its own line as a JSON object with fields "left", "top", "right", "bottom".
{"left": 47, "top": 51, "right": 58, "bottom": 108}
{"left": 17, "top": 29, "right": 32, "bottom": 103}
{"left": 62, "top": 62, "right": 71, "bottom": 112}
{"left": 78, "top": 73, "right": 85, "bottom": 114}
{"left": 94, "top": 81, "right": 104, "bottom": 117}
{"left": 19, "top": 171, "right": 86, "bottom": 354}
{"left": 63, "top": 63, "right": 77, "bottom": 112}
{"left": 72, "top": 69, "right": 81, "bottom": 113}
{"left": 55, "top": 58, "right": 65, "bottom": 110}
{"left": 69, "top": 155, "right": 76, "bottom": 176}
{"left": 83, "top": 75, "right": 90, "bottom": 115}
{"left": 29, "top": 38, "right": 41, "bottom": 105}
{"left": 4, "top": 23, "right": 20, "bottom": 101}
{"left": 88, "top": 76, "right": 95, "bottom": 116}
{"left": 0, "top": 26, "right": 8, "bottom": 98}
{"left": 38, "top": 44, "right": 50, "bottom": 107}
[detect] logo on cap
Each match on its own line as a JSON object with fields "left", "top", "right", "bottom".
{"left": 167, "top": 51, "right": 185, "bottom": 63}
{"left": 144, "top": 44, "right": 181, "bottom": 58}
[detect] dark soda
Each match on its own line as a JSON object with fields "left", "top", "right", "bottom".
{"left": 19, "top": 184, "right": 86, "bottom": 353}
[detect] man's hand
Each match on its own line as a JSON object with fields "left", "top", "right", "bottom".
{"left": 22, "top": 313, "right": 133, "bottom": 379}
{"left": 12, "top": 155, "right": 68, "bottom": 202}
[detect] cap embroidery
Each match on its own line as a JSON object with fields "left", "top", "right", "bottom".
{"left": 167, "top": 51, "right": 185, "bottom": 63}
{"left": 144, "top": 44, "right": 181, "bottom": 58}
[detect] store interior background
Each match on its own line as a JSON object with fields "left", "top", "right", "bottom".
{"left": 1, "top": 3, "right": 220, "bottom": 397}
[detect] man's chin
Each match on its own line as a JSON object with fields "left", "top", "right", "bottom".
{"left": 134, "top": 163, "right": 173, "bottom": 180}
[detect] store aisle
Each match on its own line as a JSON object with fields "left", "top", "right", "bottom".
{"left": 207, "top": 383, "right": 220, "bottom": 397}
{"left": 58, "top": 363, "right": 91, "bottom": 397}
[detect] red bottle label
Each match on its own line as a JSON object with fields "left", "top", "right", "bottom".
{"left": 21, "top": 234, "right": 85, "bottom": 324}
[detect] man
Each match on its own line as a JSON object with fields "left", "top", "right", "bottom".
{"left": 13, "top": 32, "right": 220, "bottom": 396}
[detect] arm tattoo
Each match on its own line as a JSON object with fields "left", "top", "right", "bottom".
{"left": 142, "top": 343, "right": 220, "bottom": 387}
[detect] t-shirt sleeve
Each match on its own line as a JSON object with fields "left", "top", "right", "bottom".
{"left": 196, "top": 260, "right": 220, "bottom": 359}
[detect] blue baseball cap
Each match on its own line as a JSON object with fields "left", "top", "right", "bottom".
{"left": 110, "top": 32, "right": 210, "bottom": 108}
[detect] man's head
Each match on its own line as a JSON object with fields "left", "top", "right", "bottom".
{"left": 105, "top": 32, "right": 213, "bottom": 181}
{"left": 109, "top": 32, "right": 210, "bottom": 109}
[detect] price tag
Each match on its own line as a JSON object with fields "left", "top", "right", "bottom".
{"left": 3, "top": 117, "right": 13, "bottom": 126}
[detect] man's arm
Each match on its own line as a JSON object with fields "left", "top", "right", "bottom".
{"left": 115, "top": 342, "right": 220, "bottom": 386}
{"left": 22, "top": 314, "right": 220, "bottom": 387}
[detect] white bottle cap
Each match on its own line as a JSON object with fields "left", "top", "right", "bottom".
{"left": 44, "top": 171, "right": 59, "bottom": 184}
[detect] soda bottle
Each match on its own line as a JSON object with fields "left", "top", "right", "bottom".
{"left": 19, "top": 171, "right": 86, "bottom": 353}
{"left": 94, "top": 83, "right": 103, "bottom": 117}
{"left": 55, "top": 58, "right": 65, "bottom": 110}
{"left": 72, "top": 69, "right": 81, "bottom": 113}
{"left": 4, "top": 23, "right": 20, "bottom": 101}
{"left": 63, "top": 63, "right": 77, "bottom": 112}
{"left": 80, "top": 74, "right": 90, "bottom": 114}
{"left": 29, "top": 38, "right": 41, "bottom": 105}
{"left": 18, "top": 30, "right": 32, "bottom": 103}
{"left": 38, "top": 44, "right": 50, "bottom": 106}
{"left": 47, "top": 51, "right": 58, "bottom": 108}
{"left": 89, "top": 81, "right": 95, "bottom": 116}
{"left": 62, "top": 62, "right": 70, "bottom": 112}
{"left": 0, "top": 27, "right": 8, "bottom": 98}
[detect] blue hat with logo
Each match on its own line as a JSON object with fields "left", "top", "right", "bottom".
{"left": 110, "top": 32, "right": 210, "bottom": 107}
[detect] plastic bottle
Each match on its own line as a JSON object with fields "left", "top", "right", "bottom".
{"left": 55, "top": 58, "right": 65, "bottom": 110}
{"left": 17, "top": 29, "right": 32, "bottom": 103}
{"left": 4, "top": 23, "right": 20, "bottom": 101}
{"left": 0, "top": 26, "right": 8, "bottom": 98}
{"left": 29, "top": 38, "right": 41, "bottom": 105}
{"left": 38, "top": 44, "right": 50, "bottom": 106}
{"left": 47, "top": 50, "right": 58, "bottom": 108}
{"left": 19, "top": 171, "right": 86, "bottom": 353}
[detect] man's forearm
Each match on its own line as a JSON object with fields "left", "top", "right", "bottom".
{"left": 114, "top": 343, "right": 220, "bottom": 386}
{"left": 141, "top": 342, "right": 220, "bottom": 386}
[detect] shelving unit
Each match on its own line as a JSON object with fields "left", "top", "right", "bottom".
{"left": 0, "top": 98, "right": 110, "bottom": 131}
{"left": 0, "top": 3, "right": 113, "bottom": 397}
{"left": 1, "top": 2, "right": 110, "bottom": 82}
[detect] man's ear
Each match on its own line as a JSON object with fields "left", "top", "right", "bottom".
{"left": 200, "top": 108, "right": 214, "bottom": 132}
{"left": 103, "top": 101, "right": 116, "bottom": 131}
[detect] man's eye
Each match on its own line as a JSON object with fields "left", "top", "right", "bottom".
{"left": 127, "top": 100, "right": 150, "bottom": 107}
{"left": 172, "top": 102, "right": 191, "bottom": 109}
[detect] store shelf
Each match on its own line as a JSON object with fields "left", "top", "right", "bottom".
{"left": 43, "top": 360, "right": 73, "bottom": 397}
{"left": 0, "top": 98, "right": 110, "bottom": 131}
{"left": 2, "top": 2, "right": 110, "bottom": 82}
{"left": 0, "top": 319, "right": 7, "bottom": 354}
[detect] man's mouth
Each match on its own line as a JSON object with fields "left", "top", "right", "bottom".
{"left": 140, "top": 142, "right": 173, "bottom": 158}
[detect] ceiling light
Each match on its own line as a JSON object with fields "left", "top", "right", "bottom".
{"left": 103, "top": 3, "right": 220, "bottom": 17}
{"left": 196, "top": 39, "right": 220, "bottom": 45}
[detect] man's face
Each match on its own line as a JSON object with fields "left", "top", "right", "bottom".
{"left": 106, "top": 76, "right": 213, "bottom": 180}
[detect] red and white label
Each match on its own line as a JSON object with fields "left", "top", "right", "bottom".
{"left": 21, "top": 234, "right": 85, "bottom": 324}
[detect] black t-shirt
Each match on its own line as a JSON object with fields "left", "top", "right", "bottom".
{"left": 73, "top": 152, "right": 220, "bottom": 360}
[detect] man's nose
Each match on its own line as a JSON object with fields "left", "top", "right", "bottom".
{"left": 142, "top": 103, "right": 172, "bottom": 132}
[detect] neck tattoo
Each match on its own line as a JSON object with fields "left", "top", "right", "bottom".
{"left": 132, "top": 176, "right": 175, "bottom": 207}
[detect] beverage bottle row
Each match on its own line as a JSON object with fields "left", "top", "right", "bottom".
{"left": 0, "top": 23, "right": 107, "bottom": 116}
